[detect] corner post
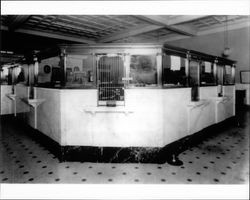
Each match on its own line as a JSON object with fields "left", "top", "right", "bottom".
{"left": 60, "top": 48, "right": 67, "bottom": 87}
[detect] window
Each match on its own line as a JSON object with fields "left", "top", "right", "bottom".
{"left": 0, "top": 66, "right": 9, "bottom": 85}
{"left": 38, "top": 56, "right": 60, "bottom": 87}
{"left": 189, "top": 60, "right": 200, "bottom": 101}
{"left": 1, "top": 65, "right": 24, "bottom": 85}
{"left": 16, "top": 66, "right": 25, "bottom": 84}
{"left": 216, "top": 64, "right": 224, "bottom": 96}
{"left": 162, "top": 54, "right": 188, "bottom": 87}
{"left": 189, "top": 60, "right": 200, "bottom": 86}
{"left": 129, "top": 55, "right": 157, "bottom": 87}
{"left": 38, "top": 55, "right": 96, "bottom": 88}
{"left": 200, "top": 61, "right": 216, "bottom": 86}
{"left": 217, "top": 64, "right": 224, "bottom": 86}
{"left": 65, "top": 54, "right": 95, "bottom": 88}
{"left": 223, "top": 65, "right": 234, "bottom": 85}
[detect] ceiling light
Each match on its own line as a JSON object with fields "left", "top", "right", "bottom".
{"left": 222, "top": 16, "right": 232, "bottom": 57}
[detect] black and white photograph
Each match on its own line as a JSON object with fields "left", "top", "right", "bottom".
{"left": 0, "top": 1, "right": 249, "bottom": 199}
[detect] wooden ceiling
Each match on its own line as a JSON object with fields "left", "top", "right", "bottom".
{"left": 0, "top": 15, "right": 249, "bottom": 64}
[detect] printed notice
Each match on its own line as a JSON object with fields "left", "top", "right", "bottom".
{"left": 170, "top": 55, "right": 181, "bottom": 71}
{"left": 225, "top": 65, "right": 231, "bottom": 74}
{"left": 204, "top": 61, "right": 212, "bottom": 73}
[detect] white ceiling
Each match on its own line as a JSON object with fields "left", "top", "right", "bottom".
{"left": 0, "top": 15, "right": 249, "bottom": 64}
{"left": 1, "top": 15, "right": 249, "bottom": 44}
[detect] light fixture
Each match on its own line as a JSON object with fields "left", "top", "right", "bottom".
{"left": 223, "top": 47, "right": 231, "bottom": 57}
{"left": 222, "top": 15, "right": 231, "bottom": 57}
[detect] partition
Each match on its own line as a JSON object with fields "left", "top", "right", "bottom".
{"left": 1, "top": 85, "right": 14, "bottom": 115}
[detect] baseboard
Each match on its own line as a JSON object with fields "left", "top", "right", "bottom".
{"left": 0, "top": 114, "right": 15, "bottom": 120}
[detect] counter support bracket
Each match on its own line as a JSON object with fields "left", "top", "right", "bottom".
{"left": 83, "top": 107, "right": 134, "bottom": 116}
{"left": 20, "top": 98, "right": 46, "bottom": 129}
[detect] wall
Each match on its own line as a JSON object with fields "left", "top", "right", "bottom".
{"left": 168, "top": 27, "right": 250, "bottom": 83}
{"left": 0, "top": 85, "right": 14, "bottom": 115}
{"left": 15, "top": 85, "right": 30, "bottom": 114}
{"left": 15, "top": 85, "right": 35, "bottom": 128}
{"left": 21, "top": 64, "right": 29, "bottom": 85}
{"left": 59, "top": 87, "right": 223, "bottom": 147}
{"left": 36, "top": 88, "right": 62, "bottom": 144}
{"left": 60, "top": 89, "right": 165, "bottom": 147}
{"left": 162, "top": 88, "right": 190, "bottom": 144}
{"left": 187, "top": 86, "right": 217, "bottom": 135}
{"left": 223, "top": 85, "right": 235, "bottom": 117}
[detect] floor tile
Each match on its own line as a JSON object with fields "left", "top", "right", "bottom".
{"left": 0, "top": 111, "right": 249, "bottom": 184}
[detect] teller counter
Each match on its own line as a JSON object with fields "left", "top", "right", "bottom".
{"left": 3, "top": 85, "right": 234, "bottom": 147}
{"left": 1, "top": 84, "right": 236, "bottom": 163}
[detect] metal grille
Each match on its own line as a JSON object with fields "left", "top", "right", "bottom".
{"left": 97, "top": 55, "right": 125, "bottom": 106}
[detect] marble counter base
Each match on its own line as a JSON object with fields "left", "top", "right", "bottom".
{"left": 59, "top": 116, "right": 237, "bottom": 164}
{"left": 4, "top": 114, "right": 237, "bottom": 164}
{"left": 61, "top": 146, "right": 168, "bottom": 163}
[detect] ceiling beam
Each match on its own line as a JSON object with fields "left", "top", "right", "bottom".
{"left": 8, "top": 15, "right": 30, "bottom": 31}
{"left": 16, "top": 29, "right": 96, "bottom": 44}
{"left": 136, "top": 15, "right": 198, "bottom": 36}
{"left": 99, "top": 15, "right": 208, "bottom": 43}
{"left": 166, "top": 15, "right": 209, "bottom": 25}
{"left": 1, "top": 25, "right": 96, "bottom": 44}
{"left": 98, "top": 24, "right": 163, "bottom": 43}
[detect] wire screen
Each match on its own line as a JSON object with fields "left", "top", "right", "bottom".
{"left": 97, "top": 55, "right": 125, "bottom": 106}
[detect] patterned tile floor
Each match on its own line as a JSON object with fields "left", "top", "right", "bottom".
{"left": 0, "top": 111, "right": 249, "bottom": 184}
